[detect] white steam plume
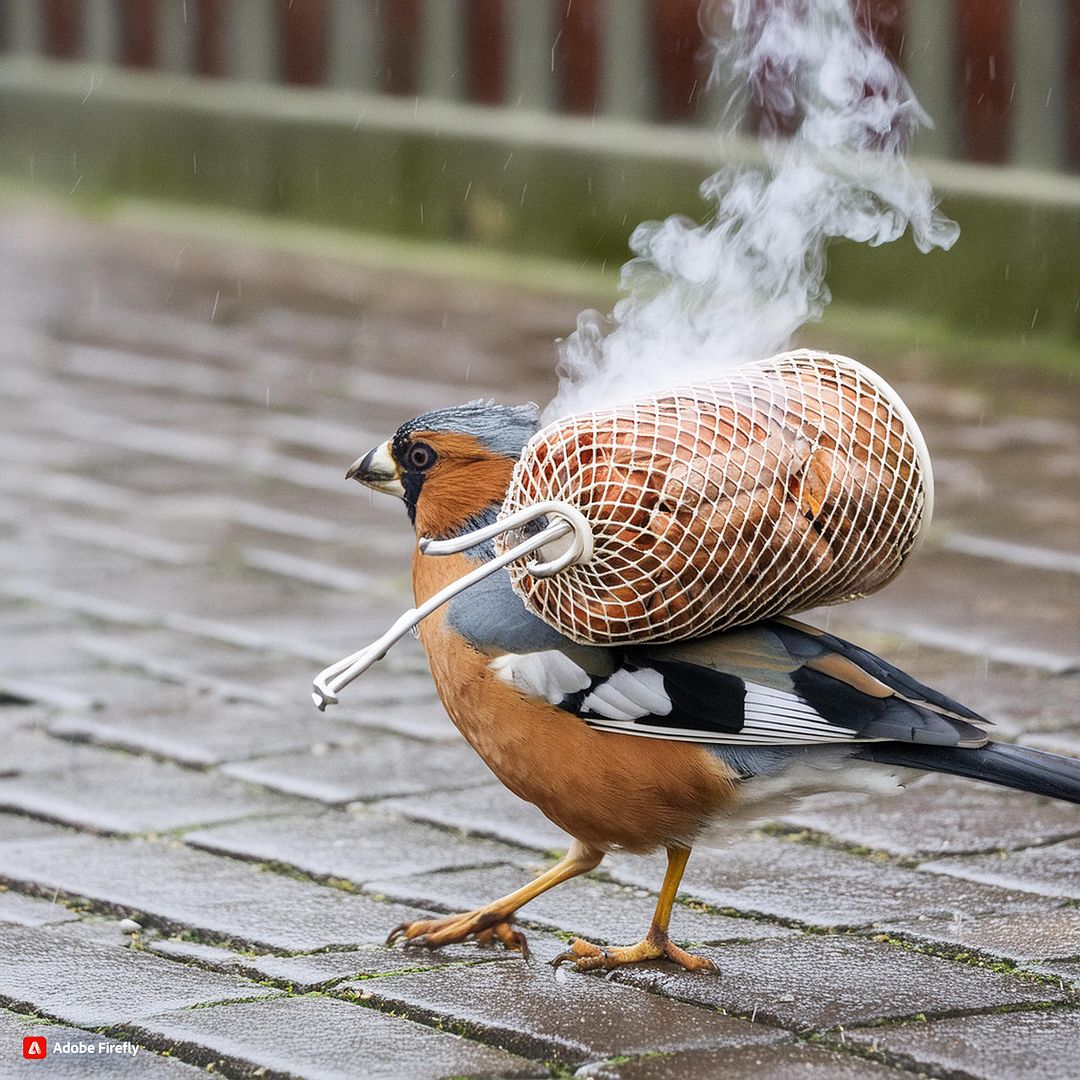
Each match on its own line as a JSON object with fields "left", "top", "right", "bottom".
{"left": 545, "top": 0, "right": 959, "bottom": 421}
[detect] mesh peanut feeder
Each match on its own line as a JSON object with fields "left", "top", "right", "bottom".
{"left": 311, "top": 349, "right": 931, "bottom": 708}
{"left": 496, "top": 350, "right": 932, "bottom": 646}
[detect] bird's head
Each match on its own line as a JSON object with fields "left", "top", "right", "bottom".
{"left": 346, "top": 400, "right": 540, "bottom": 541}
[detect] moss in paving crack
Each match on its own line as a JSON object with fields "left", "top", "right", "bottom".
{"left": 811, "top": 1001, "right": 1080, "bottom": 1078}
{"left": 254, "top": 858, "right": 359, "bottom": 893}
{"left": 676, "top": 893, "right": 822, "bottom": 933}
{"left": 867, "top": 931, "right": 1080, "bottom": 990}
{"left": 0, "top": 878, "right": 165, "bottom": 929}
{"left": 369, "top": 811, "right": 548, "bottom": 861}
{"left": 180, "top": 992, "right": 285, "bottom": 1012}
{"left": 804, "top": 1030, "right": 929, "bottom": 1077}
{"left": 334, "top": 987, "right": 567, "bottom": 1067}
{"left": 0, "top": 1009, "right": 65, "bottom": 1028}
{"left": 759, "top": 822, "right": 893, "bottom": 862}
{"left": 346, "top": 957, "right": 509, "bottom": 982}
{"left": 157, "top": 925, "right": 282, "bottom": 956}
{"left": 104, "top": 1027, "right": 248, "bottom": 1080}
{"left": 840, "top": 997, "right": 1078, "bottom": 1036}
{"left": 48, "top": 732, "right": 211, "bottom": 774}
{"left": 588, "top": 868, "right": 813, "bottom": 931}
{"left": 332, "top": 990, "right": 503, "bottom": 1056}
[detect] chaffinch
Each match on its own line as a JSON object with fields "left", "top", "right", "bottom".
{"left": 346, "top": 400, "right": 1080, "bottom": 973}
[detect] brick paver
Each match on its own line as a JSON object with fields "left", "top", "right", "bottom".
{"left": 0, "top": 205, "right": 1078, "bottom": 1077}
{"left": 845, "top": 1008, "right": 1080, "bottom": 1080}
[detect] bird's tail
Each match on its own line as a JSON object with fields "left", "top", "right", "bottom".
{"left": 856, "top": 741, "right": 1080, "bottom": 805}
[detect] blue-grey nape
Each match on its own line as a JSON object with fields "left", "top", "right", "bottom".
{"left": 448, "top": 567, "right": 577, "bottom": 654}
{"left": 396, "top": 400, "right": 541, "bottom": 460}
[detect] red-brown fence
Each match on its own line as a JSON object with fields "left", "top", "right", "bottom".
{"left": 2, "top": 0, "right": 1078, "bottom": 171}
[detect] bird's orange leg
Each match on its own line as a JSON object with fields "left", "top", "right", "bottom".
{"left": 386, "top": 839, "right": 603, "bottom": 959}
{"left": 552, "top": 846, "right": 717, "bottom": 973}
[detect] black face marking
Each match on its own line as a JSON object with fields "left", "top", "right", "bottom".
{"left": 391, "top": 437, "right": 437, "bottom": 523}
{"left": 387, "top": 401, "right": 540, "bottom": 530}
{"left": 387, "top": 432, "right": 431, "bottom": 524}
{"left": 401, "top": 473, "right": 423, "bottom": 524}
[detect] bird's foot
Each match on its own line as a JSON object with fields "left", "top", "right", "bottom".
{"left": 387, "top": 910, "right": 530, "bottom": 959}
{"left": 550, "top": 929, "right": 716, "bottom": 974}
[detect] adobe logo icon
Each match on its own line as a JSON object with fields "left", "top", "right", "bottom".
{"left": 22, "top": 1035, "right": 47, "bottom": 1060}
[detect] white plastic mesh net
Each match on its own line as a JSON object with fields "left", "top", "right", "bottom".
{"left": 497, "top": 350, "right": 932, "bottom": 645}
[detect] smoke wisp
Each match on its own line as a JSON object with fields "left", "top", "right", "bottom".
{"left": 545, "top": 0, "right": 959, "bottom": 421}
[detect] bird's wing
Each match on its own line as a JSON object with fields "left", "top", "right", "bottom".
{"left": 485, "top": 608, "right": 990, "bottom": 749}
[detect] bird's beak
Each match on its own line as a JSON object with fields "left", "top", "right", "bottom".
{"left": 346, "top": 440, "right": 405, "bottom": 499}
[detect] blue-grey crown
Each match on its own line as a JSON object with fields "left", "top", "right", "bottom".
{"left": 397, "top": 400, "right": 541, "bottom": 459}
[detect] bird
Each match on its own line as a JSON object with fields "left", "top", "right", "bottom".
{"left": 345, "top": 399, "right": 1080, "bottom": 974}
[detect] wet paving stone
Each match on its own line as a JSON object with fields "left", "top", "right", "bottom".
{"left": 0, "top": 887, "right": 77, "bottom": 927}
{"left": 0, "top": 1006, "right": 207, "bottom": 1078}
{"left": 122, "top": 995, "right": 547, "bottom": 1080}
{"left": 3, "top": 209, "right": 1080, "bottom": 1076}
{"left": 247, "top": 943, "right": 516, "bottom": 991}
{"left": 0, "top": 727, "right": 125, "bottom": 774}
{"left": 0, "top": 826, "right": 433, "bottom": 952}
{"left": 0, "top": 737, "right": 311, "bottom": 834}
{"left": 143, "top": 937, "right": 259, "bottom": 973}
{"left": 337, "top": 694, "right": 460, "bottom": 741}
{"left": 606, "top": 934, "right": 1067, "bottom": 1030}
{"left": 0, "top": 924, "right": 278, "bottom": 1027}
{"left": 376, "top": 780, "right": 572, "bottom": 851}
{"left": 48, "top": 690, "right": 367, "bottom": 767}
{"left": 606, "top": 835, "right": 1045, "bottom": 929}
{"left": 0, "top": 701, "right": 53, "bottom": 740}
{"left": 183, "top": 807, "right": 523, "bottom": 883}
{"left": 0, "top": 812, "right": 69, "bottom": 844}
{"left": 342, "top": 959, "right": 788, "bottom": 1066}
{"left": 780, "top": 774, "right": 1080, "bottom": 857}
{"left": 50, "top": 916, "right": 173, "bottom": 950}
{"left": 845, "top": 1007, "right": 1080, "bottom": 1080}
{"left": 1033, "top": 960, "right": 1080, "bottom": 985}
{"left": 920, "top": 838, "right": 1080, "bottom": 900}
{"left": 219, "top": 729, "right": 493, "bottom": 803}
{"left": 880, "top": 907, "right": 1080, "bottom": 965}
{"left": 579, "top": 1042, "right": 912, "bottom": 1079}
{"left": 324, "top": 665, "right": 443, "bottom": 716}
{"left": 843, "top": 550, "right": 1080, "bottom": 671}
{"left": 364, "top": 862, "right": 796, "bottom": 947}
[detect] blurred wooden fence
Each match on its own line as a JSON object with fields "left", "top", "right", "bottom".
{"left": 1, "top": 0, "right": 1078, "bottom": 171}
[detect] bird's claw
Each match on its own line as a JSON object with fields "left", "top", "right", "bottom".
{"left": 472, "top": 922, "right": 531, "bottom": 959}
{"left": 385, "top": 922, "right": 411, "bottom": 947}
{"left": 550, "top": 935, "right": 718, "bottom": 974}
{"left": 386, "top": 913, "right": 530, "bottom": 958}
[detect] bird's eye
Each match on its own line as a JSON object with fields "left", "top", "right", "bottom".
{"left": 407, "top": 442, "right": 436, "bottom": 471}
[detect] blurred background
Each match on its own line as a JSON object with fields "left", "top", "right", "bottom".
{"left": 0, "top": 0, "right": 1078, "bottom": 354}
{"left": 2, "top": 0, "right": 1079, "bottom": 163}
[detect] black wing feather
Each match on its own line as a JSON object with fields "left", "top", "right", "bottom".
{"left": 773, "top": 619, "right": 989, "bottom": 724}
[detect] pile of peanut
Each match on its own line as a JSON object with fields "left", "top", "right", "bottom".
{"left": 503, "top": 354, "right": 923, "bottom": 645}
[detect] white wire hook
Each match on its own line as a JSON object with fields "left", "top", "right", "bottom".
{"left": 419, "top": 500, "right": 594, "bottom": 576}
{"left": 311, "top": 500, "right": 592, "bottom": 710}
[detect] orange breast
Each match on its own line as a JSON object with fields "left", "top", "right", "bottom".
{"left": 413, "top": 549, "right": 738, "bottom": 852}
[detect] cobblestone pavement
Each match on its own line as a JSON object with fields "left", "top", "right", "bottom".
{"left": 0, "top": 204, "right": 1078, "bottom": 1079}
